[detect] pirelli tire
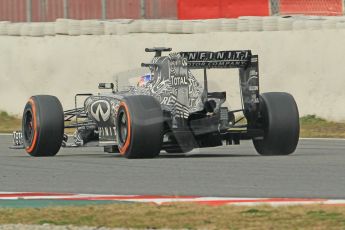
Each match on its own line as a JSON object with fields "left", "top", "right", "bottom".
{"left": 22, "top": 95, "right": 64, "bottom": 157}
{"left": 116, "top": 95, "right": 163, "bottom": 159}
{"left": 253, "top": 92, "right": 300, "bottom": 156}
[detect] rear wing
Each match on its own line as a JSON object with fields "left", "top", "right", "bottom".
{"left": 179, "top": 50, "right": 260, "bottom": 122}
{"left": 179, "top": 50, "right": 252, "bottom": 69}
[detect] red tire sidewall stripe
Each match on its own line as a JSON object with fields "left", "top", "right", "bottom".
{"left": 118, "top": 102, "right": 131, "bottom": 155}
{"left": 26, "top": 98, "right": 38, "bottom": 153}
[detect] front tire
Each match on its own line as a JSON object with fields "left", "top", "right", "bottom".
{"left": 22, "top": 95, "right": 64, "bottom": 157}
{"left": 253, "top": 92, "right": 299, "bottom": 156}
{"left": 116, "top": 95, "right": 163, "bottom": 159}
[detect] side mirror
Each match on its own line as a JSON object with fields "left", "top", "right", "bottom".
{"left": 98, "top": 83, "right": 114, "bottom": 90}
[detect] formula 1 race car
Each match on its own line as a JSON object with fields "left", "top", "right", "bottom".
{"left": 12, "top": 47, "right": 300, "bottom": 158}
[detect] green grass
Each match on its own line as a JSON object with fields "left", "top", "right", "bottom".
{"left": 0, "top": 111, "right": 21, "bottom": 133}
{"left": 300, "top": 114, "right": 328, "bottom": 123}
{"left": 300, "top": 115, "right": 345, "bottom": 138}
{"left": 1, "top": 111, "right": 345, "bottom": 138}
{"left": 0, "top": 203, "right": 345, "bottom": 229}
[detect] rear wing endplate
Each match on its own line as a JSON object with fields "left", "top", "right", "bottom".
{"left": 179, "top": 50, "right": 252, "bottom": 69}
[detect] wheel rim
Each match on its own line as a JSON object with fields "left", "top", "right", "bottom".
{"left": 117, "top": 102, "right": 132, "bottom": 155}
{"left": 23, "top": 110, "right": 34, "bottom": 146}
{"left": 118, "top": 109, "right": 128, "bottom": 146}
{"left": 23, "top": 98, "right": 39, "bottom": 154}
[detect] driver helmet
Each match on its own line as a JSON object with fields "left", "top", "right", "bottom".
{"left": 137, "top": 73, "right": 152, "bottom": 87}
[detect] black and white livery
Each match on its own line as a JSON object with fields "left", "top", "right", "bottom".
{"left": 13, "top": 47, "right": 300, "bottom": 158}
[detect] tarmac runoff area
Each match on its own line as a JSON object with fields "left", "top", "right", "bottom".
{"left": 0, "top": 135, "right": 345, "bottom": 208}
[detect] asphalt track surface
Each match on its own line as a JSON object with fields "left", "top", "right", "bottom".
{"left": 0, "top": 135, "right": 344, "bottom": 199}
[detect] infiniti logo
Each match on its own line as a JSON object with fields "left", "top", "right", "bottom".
{"left": 90, "top": 100, "right": 111, "bottom": 122}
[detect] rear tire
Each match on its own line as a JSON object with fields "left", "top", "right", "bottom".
{"left": 116, "top": 95, "right": 163, "bottom": 159}
{"left": 253, "top": 92, "right": 299, "bottom": 156}
{"left": 22, "top": 95, "right": 64, "bottom": 157}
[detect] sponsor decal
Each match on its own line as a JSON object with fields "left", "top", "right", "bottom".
{"left": 161, "top": 96, "right": 175, "bottom": 106}
{"left": 181, "top": 51, "right": 251, "bottom": 61}
{"left": 180, "top": 50, "right": 251, "bottom": 68}
{"left": 90, "top": 100, "right": 111, "bottom": 122}
{"left": 171, "top": 76, "right": 188, "bottom": 86}
{"left": 186, "top": 60, "right": 248, "bottom": 68}
{"left": 99, "top": 126, "right": 117, "bottom": 140}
